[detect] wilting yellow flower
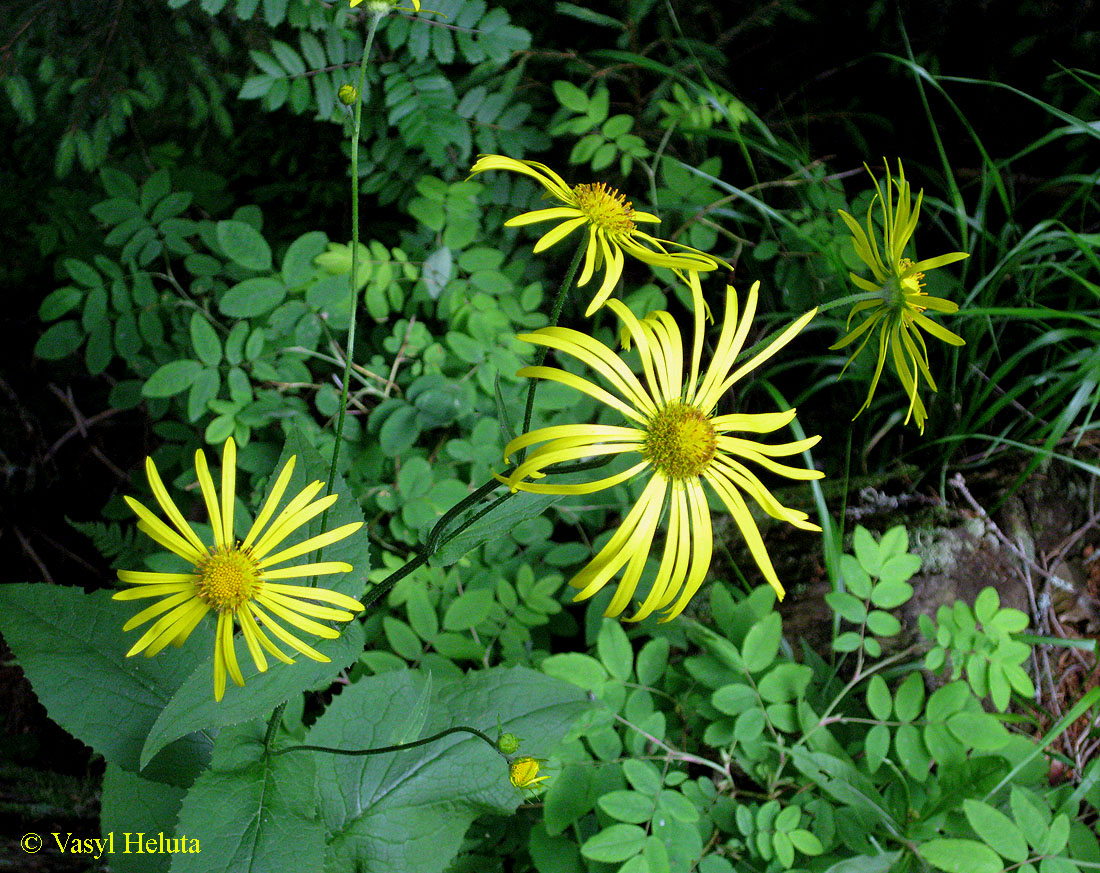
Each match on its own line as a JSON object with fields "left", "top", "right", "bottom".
{"left": 832, "top": 159, "right": 969, "bottom": 432}
{"left": 350, "top": 0, "right": 420, "bottom": 11}
{"left": 114, "top": 438, "right": 364, "bottom": 701}
{"left": 499, "top": 273, "right": 822, "bottom": 621}
{"left": 469, "top": 155, "right": 726, "bottom": 317}
{"left": 510, "top": 756, "right": 549, "bottom": 793}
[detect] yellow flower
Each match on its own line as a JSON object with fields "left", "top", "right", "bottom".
{"left": 509, "top": 756, "right": 549, "bottom": 793}
{"left": 113, "top": 438, "right": 365, "bottom": 701}
{"left": 499, "top": 273, "right": 822, "bottom": 621}
{"left": 832, "top": 159, "right": 969, "bottom": 432}
{"left": 468, "top": 155, "right": 726, "bottom": 317}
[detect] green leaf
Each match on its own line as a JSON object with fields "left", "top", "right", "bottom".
{"left": 853, "top": 526, "right": 882, "bottom": 575}
{"left": 895, "top": 723, "right": 931, "bottom": 781}
{"left": 219, "top": 277, "right": 286, "bottom": 317}
{"left": 313, "top": 667, "right": 589, "bottom": 873}
{"left": 826, "top": 590, "right": 867, "bottom": 624}
{"left": 866, "top": 609, "right": 901, "bottom": 637}
{"left": 866, "top": 675, "right": 892, "bottom": 721}
{"left": 143, "top": 359, "right": 203, "bottom": 397}
{"left": 34, "top": 320, "right": 84, "bottom": 359}
{"left": 542, "top": 652, "right": 608, "bottom": 692}
{"left": 946, "top": 711, "right": 1009, "bottom": 750}
{"left": 757, "top": 663, "right": 813, "bottom": 703}
{"left": 442, "top": 589, "right": 495, "bottom": 631}
{"left": 871, "top": 580, "right": 913, "bottom": 609}
{"left": 217, "top": 219, "right": 272, "bottom": 271}
{"left": 741, "top": 612, "right": 781, "bottom": 673}
{"left": 39, "top": 286, "right": 85, "bottom": 321}
{"left": 879, "top": 553, "right": 921, "bottom": 582}
{"left": 189, "top": 312, "right": 222, "bottom": 366}
{"left": 140, "top": 424, "right": 370, "bottom": 767}
{"left": 833, "top": 631, "right": 862, "bottom": 652}
{"left": 553, "top": 80, "right": 589, "bottom": 113}
{"left": 917, "top": 838, "right": 1004, "bottom": 873}
{"left": 1011, "top": 787, "right": 1050, "bottom": 849}
{"left": 894, "top": 672, "right": 925, "bottom": 722}
{"left": 100, "top": 767, "right": 187, "bottom": 873}
{"left": 1043, "top": 814, "right": 1070, "bottom": 855}
{"left": 428, "top": 489, "right": 563, "bottom": 568}
{"left": 598, "top": 790, "right": 653, "bottom": 824}
{"left": 963, "top": 799, "right": 1028, "bottom": 862}
{"left": 712, "top": 683, "right": 756, "bottom": 716}
{"left": 865, "top": 723, "right": 890, "bottom": 773}
{"left": 282, "top": 230, "right": 328, "bottom": 287}
{"left": 635, "top": 638, "right": 669, "bottom": 687}
{"left": 0, "top": 586, "right": 212, "bottom": 787}
{"left": 581, "top": 824, "right": 647, "bottom": 863}
{"left": 974, "top": 587, "right": 1000, "bottom": 624}
{"left": 597, "top": 619, "right": 634, "bottom": 682}
{"left": 840, "top": 554, "right": 873, "bottom": 599}
{"left": 170, "top": 721, "right": 323, "bottom": 873}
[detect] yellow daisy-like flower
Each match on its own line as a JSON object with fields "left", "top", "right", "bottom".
{"left": 509, "top": 756, "right": 549, "bottom": 793}
{"left": 469, "top": 155, "right": 727, "bottom": 317}
{"left": 350, "top": 0, "right": 420, "bottom": 11}
{"left": 832, "top": 159, "right": 969, "bottom": 432}
{"left": 499, "top": 273, "right": 823, "bottom": 621}
{"left": 113, "top": 438, "right": 365, "bottom": 701}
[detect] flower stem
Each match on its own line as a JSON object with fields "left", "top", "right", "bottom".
{"left": 272, "top": 724, "right": 499, "bottom": 757}
{"left": 516, "top": 239, "right": 586, "bottom": 463}
{"left": 266, "top": 8, "right": 384, "bottom": 757}
{"left": 322, "top": 9, "right": 385, "bottom": 506}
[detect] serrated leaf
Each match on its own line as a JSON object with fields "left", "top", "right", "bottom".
{"left": 428, "top": 488, "right": 563, "bottom": 567}
{"left": 0, "top": 586, "right": 212, "bottom": 787}
{"left": 100, "top": 765, "right": 188, "bottom": 873}
{"left": 313, "top": 667, "right": 589, "bottom": 873}
{"left": 170, "top": 721, "right": 323, "bottom": 873}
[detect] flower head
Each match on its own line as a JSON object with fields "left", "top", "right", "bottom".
{"left": 113, "top": 438, "right": 364, "bottom": 701}
{"left": 832, "top": 159, "right": 969, "bottom": 432}
{"left": 469, "top": 155, "right": 727, "bottom": 316}
{"left": 509, "top": 756, "right": 549, "bottom": 793}
{"left": 499, "top": 273, "right": 823, "bottom": 621}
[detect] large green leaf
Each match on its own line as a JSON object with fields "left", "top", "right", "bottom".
{"left": 140, "top": 423, "right": 371, "bottom": 766}
{"left": 169, "top": 721, "right": 324, "bottom": 873}
{"left": 428, "top": 488, "right": 562, "bottom": 568}
{"left": 0, "top": 585, "right": 213, "bottom": 786}
{"left": 100, "top": 764, "right": 188, "bottom": 873}
{"left": 309, "top": 666, "right": 590, "bottom": 873}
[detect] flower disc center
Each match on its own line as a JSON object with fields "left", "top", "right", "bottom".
{"left": 643, "top": 402, "right": 717, "bottom": 480}
{"left": 572, "top": 182, "right": 637, "bottom": 234}
{"left": 198, "top": 548, "right": 260, "bottom": 612}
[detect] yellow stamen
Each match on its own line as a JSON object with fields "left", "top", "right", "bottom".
{"left": 572, "top": 182, "right": 637, "bottom": 234}
{"left": 198, "top": 548, "right": 261, "bottom": 612}
{"left": 643, "top": 402, "right": 716, "bottom": 480}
